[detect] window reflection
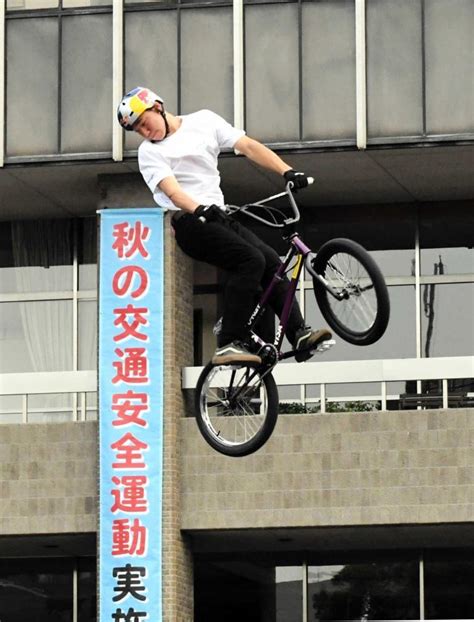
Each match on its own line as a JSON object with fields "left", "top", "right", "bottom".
{"left": 7, "top": 0, "right": 58, "bottom": 9}
{"left": 0, "top": 558, "right": 73, "bottom": 622}
{"left": 421, "top": 283, "right": 474, "bottom": 358}
{"left": 194, "top": 560, "right": 302, "bottom": 622}
{"left": 308, "top": 561, "right": 419, "bottom": 621}
{"left": 0, "top": 300, "right": 73, "bottom": 373}
{"left": 424, "top": 551, "right": 474, "bottom": 620}
{"left": 305, "top": 285, "right": 417, "bottom": 362}
{"left": 78, "top": 218, "right": 97, "bottom": 291}
{"left": 78, "top": 558, "right": 97, "bottom": 622}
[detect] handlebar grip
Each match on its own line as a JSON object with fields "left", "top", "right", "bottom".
{"left": 307, "top": 176, "right": 314, "bottom": 185}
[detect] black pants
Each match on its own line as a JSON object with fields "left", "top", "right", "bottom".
{"left": 172, "top": 211, "right": 305, "bottom": 346}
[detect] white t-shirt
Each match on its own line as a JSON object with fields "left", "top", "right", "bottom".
{"left": 138, "top": 109, "right": 245, "bottom": 210}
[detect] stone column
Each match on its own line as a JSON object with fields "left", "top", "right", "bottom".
{"left": 163, "top": 211, "right": 194, "bottom": 621}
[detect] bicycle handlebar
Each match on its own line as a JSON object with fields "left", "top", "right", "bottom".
{"left": 228, "top": 177, "right": 314, "bottom": 229}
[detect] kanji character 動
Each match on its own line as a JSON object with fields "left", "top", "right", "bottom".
{"left": 112, "top": 518, "right": 147, "bottom": 556}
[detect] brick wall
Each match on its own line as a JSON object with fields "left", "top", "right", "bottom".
{"left": 181, "top": 408, "right": 474, "bottom": 530}
{"left": 163, "top": 212, "right": 195, "bottom": 622}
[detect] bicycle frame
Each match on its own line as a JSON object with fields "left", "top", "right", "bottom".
{"left": 245, "top": 234, "right": 311, "bottom": 361}
{"left": 237, "top": 182, "right": 344, "bottom": 362}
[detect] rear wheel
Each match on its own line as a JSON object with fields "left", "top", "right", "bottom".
{"left": 195, "top": 362, "right": 279, "bottom": 457}
{"left": 312, "top": 238, "right": 390, "bottom": 345}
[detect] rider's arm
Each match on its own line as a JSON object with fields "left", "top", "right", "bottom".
{"left": 158, "top": 176, "right": 200, "bottom": 212}
{"left": 234, "top": 135, "right": 292, "bottom": 177}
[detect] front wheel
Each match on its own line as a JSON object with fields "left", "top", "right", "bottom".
{"left": 195, "top": 362, "right": 279, "bottom": 457}
{"left": 312, "top": 238, "right": 390, "bottom": 346}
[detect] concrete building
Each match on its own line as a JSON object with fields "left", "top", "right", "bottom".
{"left": 0, "top": 0, "right": 473, "bottom": 619}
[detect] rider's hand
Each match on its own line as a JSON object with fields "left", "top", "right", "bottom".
{"left": 195, "top": 204, "right": 228, "bottom": 224}
{"left": 283, "top": 169, "right": 309, "bottom": 191}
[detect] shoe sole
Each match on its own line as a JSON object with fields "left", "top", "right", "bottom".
{"left": 295, "top": 336, "right": 334, "bottom": 363}
{"left": 212, "top": 354, "right": 262, "bottom": 365}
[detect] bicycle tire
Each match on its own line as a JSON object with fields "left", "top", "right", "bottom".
{"left": 312, "top": 238, "right": 390, "bottom": 346}
{"left": 195, "top": 361, "right": 279, "bottom": 457}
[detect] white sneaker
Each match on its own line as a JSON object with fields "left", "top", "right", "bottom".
{"left": 212, "top": 341, "right": 262, "bottom": 365}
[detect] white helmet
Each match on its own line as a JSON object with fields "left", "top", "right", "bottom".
{"left": 117, "top": 86, "right": 164, "bottom": 131}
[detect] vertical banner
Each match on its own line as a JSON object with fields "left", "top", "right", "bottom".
{"left": 98, "top": 208, "right": 164, "bottom": 622}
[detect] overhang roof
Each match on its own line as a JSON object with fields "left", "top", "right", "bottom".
{"left": 0, "top": 144, "right": 473, "bottom": 221}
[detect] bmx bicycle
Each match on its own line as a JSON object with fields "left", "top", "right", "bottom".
{"left": 194, "top": 179, "right": 390, "bottom": 457}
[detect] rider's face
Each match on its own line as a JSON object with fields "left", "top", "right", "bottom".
{"left": 133, "top": 109, "right": 166, "bottom": 141}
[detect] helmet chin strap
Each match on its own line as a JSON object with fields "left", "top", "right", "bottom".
{"left": 160, "top": 108, "right": 170, "bottom": 138}
{"left": 150, "top": 106, "right": 170, "bottom": 143}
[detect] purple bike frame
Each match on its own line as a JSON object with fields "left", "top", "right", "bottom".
{"left": 245, "top": 234, "right": 312, "bottom": 359}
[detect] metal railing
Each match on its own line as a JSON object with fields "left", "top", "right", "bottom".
{"left": 182, "top": 356, "right": 474, "bottom": 413}
{"left": 0, "top": 370, "right": 97, "bottom": 423}
{"left": 0, "top": 356, "right": 472, "bottom": 423}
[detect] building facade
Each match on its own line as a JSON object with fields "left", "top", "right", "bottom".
{"left": 0, "top": 0, "right": 473, "bottom": 619}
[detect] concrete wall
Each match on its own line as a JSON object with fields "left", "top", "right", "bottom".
{"left": 0, "top": 421, "right": 97, "bottom": 535}
{"left": 181, "top": 408, "right": 474, "bottom": 530}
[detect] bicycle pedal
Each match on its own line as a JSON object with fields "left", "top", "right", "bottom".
{"left": 315, "top": 339, "right": 336, "bottom": 354}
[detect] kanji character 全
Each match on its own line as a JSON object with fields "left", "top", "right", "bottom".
{"left": 111, "top": 432, "right": 148, "bottom": 469}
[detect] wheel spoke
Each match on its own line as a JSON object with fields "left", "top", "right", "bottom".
{"left": 323, "top": 251, "right": 379, "bottom": 333}
{"left": 200, "top": 364, "right": 269, "bottom": 448}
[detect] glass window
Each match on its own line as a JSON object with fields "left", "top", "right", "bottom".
{"left": 6, "top": 220, "right": 73, "bottom": 293}
{"left": 366, "top": 0, "right": 423, "bottom": 138}
{"left": 79, "top": 217, "right": 98, "bottom": 290}
{"left": 0, "top": 220, "right": 73, "bottom": 294}
{"left": 180, "top": 8, "right": 233, "bottom": 121}
{"left": 425, "top": 0, "right": 474, "bottom": 134}
{"left": 61, "top": 15, "right": 113, "bottom": 153}
{"left": 63, "top": 0, "right": 111, "bottom": 6}
{"left": 124, "top": 10, "right": 178, "bottom": 151}
{"left": 7, "top": 0, "right": 58, "bottom": 8}
{"left": 0, "top": 300, "right": 73, "bottom": 373}
{"left": 125, "top": 0, "right": 173, "bottom": 4}
{"left": 421, "top": 283, "right": 474, "bottom": 358}
{"left": 79, "top": 300, "right": 97, "bottom": 370}
{"left": 245, "top": 3, "right": 299, "bottom": 142}
{"left": 0, "top": 558, "right": 73, "bottom": 621}
{"left": 424, "top": 551, "right": 474, "bottom": 619}
{"left": 6, "top": 18, "right": 59, "bottom": 156}
{"left": 308, "top": 560, "right": 419, "bottom": 620}
{"left": 194, "top": 560, "right": 303, "bottom": 622}
{"left": 420, "top": 203, "right": 474, "bottom": 274}
{"left": 370, "top": 249, "right": 416, "bottom": 278}
{"left": 421, "top": 246, "right": 474, "bottom": 278}
{"left": 303, "top": 203, "right": 416, "bottom": 256}
{"left": 305, "top": 285, "right": 417, "bottom": 362}
{"left": 302, "top": 0, "right": 356, "bottom": 141}
{"left": 78, "top": 558, "right": 97, "bottom": 622}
